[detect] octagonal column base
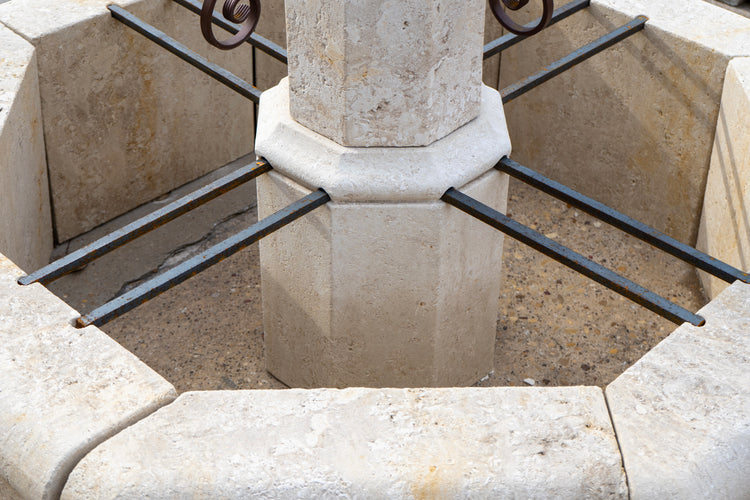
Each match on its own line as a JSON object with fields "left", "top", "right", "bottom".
{"left": 256, "top": 81, "right": 511, "bottom": 388}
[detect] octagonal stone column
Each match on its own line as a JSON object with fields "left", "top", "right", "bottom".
{"left": 286, "top": 0, "right": 483, "bottom": 147}
{"left": 255, "top": 0, "right": 511, "bottom": 387}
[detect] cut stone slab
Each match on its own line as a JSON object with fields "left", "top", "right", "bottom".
{"left": 0, "top": 0, "right": 255, "bottom": 241}
{"left": 62, "top": 387, "right": 627, "bottom": 499}
{"left": 0, "top": 25, "right": 52, "bottom": 272}
{"left": 285, "top": 0, "right": 485, "bottom": 147}
{"left": 0, "top": 253, "right": 177, "bottom": 499}
{"left": 498, "top": 0, "right": 750, "bottom": 244}
{"left": 256, "top": 79, "right": 511, "bottom": 203}
{"left": 606, "top": 280, "right": 750, "bottom": 499}
{"left": 0, "top": 255, "right": 79, "bottom": 332}
{"left": 697, "top": 58, "right": 750, "bottom": 300}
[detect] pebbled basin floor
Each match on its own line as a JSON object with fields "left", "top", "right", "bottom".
{"left": 45, "top": 154, "right": 706, "bottom": 392}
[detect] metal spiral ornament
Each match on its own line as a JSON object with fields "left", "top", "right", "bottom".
{"left": 201, "top": 0, "right": 261, "bottom": 50}
{"left": 489, "top": 0, "right": 554, "bottom": 36}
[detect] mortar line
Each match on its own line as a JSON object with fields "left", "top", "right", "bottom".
{"left": 603, "top": 388, "right": 632, "bottom": 500}
{"left": 0, "top": 18, "right": 35, "bottom": 45}
{"left": 55, "top": 392, "right": 178, "bottom": 499}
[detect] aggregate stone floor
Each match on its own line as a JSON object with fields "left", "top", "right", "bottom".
{"left": 47, "top": 153, "right": 707, "bottom": 393}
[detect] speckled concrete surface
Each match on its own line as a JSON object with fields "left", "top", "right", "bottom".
{"left": 478, "top": 178, "right": 706, "bottom": 388}
{"left": 47, "top": 163, "right": 707, "bottom": 392}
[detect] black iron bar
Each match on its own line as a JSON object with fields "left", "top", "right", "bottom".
{"left": 171, "top": 0, "right": 288, "bottom": 64}
{"left": 501, "top": 15, "right": 647, "bottom": 103}
{"left": 77, "top": 189, "right": 330, "bottom": 328}
{"left": 108, "top": 5, "right": 262, "bottom": 103}
{"left": 442, "top": 187, "right": 705, "bottom": 327}
{"left": 484, "top": 0, "right": 590, "bottom": 60}
{"left": 252, "top": 44, "right": 259, "bottom": 131}
{"left": 19, "top": 159, "right": 272, "bottom": 287}
{"left": 497, "top": 157, "right": 750, "bottom": 285}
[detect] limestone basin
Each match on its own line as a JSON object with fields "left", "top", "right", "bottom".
{"left": 0, "top": 0, "right": 749, "bottom": 498}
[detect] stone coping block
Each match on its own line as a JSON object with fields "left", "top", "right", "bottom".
{"left": 606, "top": 281, "right": 750, "bottom": 499}
{"left": 255, "top": 78, "right": 512, "bottom": 202}
{"left": 62, "top": 387, "right": 627, "bottom": 499}
{"left": 697, "top": 58, "right": 750, "bottom": 300}
{"left": 594, "top": 0, "right": 750, "bottom": 55}
{"left": 0, "top": 254, "right": 177, "bottom": 499}
{"left": 0, "top": 0, "right": 255, "bottom": 241}
{"left": 0, "top": 25, "right": 52, "bottom": 272}
{"left": 499, "top": 0, "right": 750, "bottom": 244}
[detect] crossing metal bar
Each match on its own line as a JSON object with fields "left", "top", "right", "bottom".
{"left": 484, "top": 0, "right": 590, "bottom": 60}
{"left": 19, "top": 159, "right": 272, "bottom": 287}
{"left": 171, "top": 0, "right": 288, "bottom": 64}
{"left": 441, "top": 187, "right": 706, "bottom": 327}
{"left": 497, "top": 157, "right": 750, "bottom": 285}
{"left": 108, "top": 5, "right": 262, "bottom": 103}
{"left": 501, "top": 15, "right": 647, "bottom": 103}
{"left": 76, "top": 189, "right": 331, "bottom": 328}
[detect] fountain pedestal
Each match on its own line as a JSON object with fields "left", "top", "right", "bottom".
{"left": 255, "top": 0, "right": 512, "bottom": 387}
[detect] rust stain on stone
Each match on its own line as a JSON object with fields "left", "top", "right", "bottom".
{"left": 411, "top": 464, "right": 443, "bottom": 500}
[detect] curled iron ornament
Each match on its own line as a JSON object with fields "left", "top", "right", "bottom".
{"left": 489, "top": 0, "right": 554, "bottom": 36}
{"left": 201, "top": 0, "right": 261, "bottom": 50}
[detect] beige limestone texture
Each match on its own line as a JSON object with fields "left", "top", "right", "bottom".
{"left": 0, "top": 0, "right": 255, "bottom": 241}
{"left": 285, "top": 0, "right": 485, "bottom": 147}
{"left": 606, "top": 281, "right": 750, "bottom": 499}
{"left": 254, "top": 0, "right": 504, "bottom": 92}
{"left": 0, "top": 253, "right": 177, "bottom": 500}
{"left": 482, "top": 5, "right": 504, "bottom": 90}
{"left": 253, "top": 0, "right": 287, "bottom": 92}
{"left": 498, "top": 0, "right": 750, "bottom": 245}
{"left": 256, "top": 79, "right": 511, "bottom": 203}
{"left": 258, "top": 168, "right": 507, "bottom": 388}
{"left": 62, "top": 387, "right": 627, "bottom": 499}
{"left": 697, "top": 58, "right": 750, "bottom": 299}
{"left": 0, "top": 26, "right": 52, "bottom": 273}
{"left": 255, "top": 75, "right": 511, "bottom": 387}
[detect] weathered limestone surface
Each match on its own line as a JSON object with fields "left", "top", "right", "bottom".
{"left": 0, "top": 26, "right": 52, "bottom": 272}
{"left": 498, "top": 0, "right": 750, "bottom": 244}
{"left": 697, "top": 58, "right": 750, "bottom": 299}
{"left": 256, "top": 80, "right": 511, "bottom": 387}
{"left": 256, "top": 79, "right": 511, "bottom": 202}
{"left": 0, "top": 0, "right": 255, "bottom": 241}
{"left": 259, "top": 170, "right": 507, "bottom": 388}
{"left": 62, "top": 387, "right": 627, "bottom": 499}
{"left": 0, "top": 254, "right": 177, "bottom": 499}
{"left": 285, "top": 0, "right": 485, "bottom": 147}
{"left": 254, "top": 1, "right": 504, "bottom": 92}
{"left": 482, "top": 6, "right": 504, "bottom": 89}
{"left": 253, "top": 0, "right": 287, "bottom": 92}
{"left": 256, "top": 1, "right": 511, "bottom": 387}
{"left": 606, "top": 281, "right": 750, "bottom": 499}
